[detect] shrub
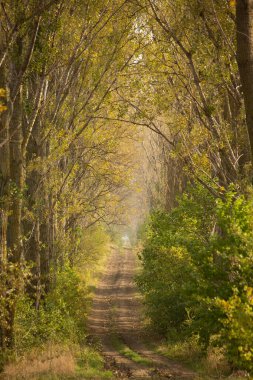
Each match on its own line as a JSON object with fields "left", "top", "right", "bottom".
{"left": 14, "top": 266, "right": 88, "bottom": 353}
{"left": 218, "top": 287, "right": 253, "bottom": 371}
{"left": 138, "top": 183, "right": 253, "bottom": 371}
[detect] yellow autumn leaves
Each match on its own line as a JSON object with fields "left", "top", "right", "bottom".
{"left": 0, "top": 88, "right": 7, "bottom": 113}
{"left": 229, "top": 0, "right": 236, "bottom": 7}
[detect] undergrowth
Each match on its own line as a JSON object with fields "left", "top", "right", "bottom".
{"left": 0, "top": 343, "right": 114, "bottom": 379}
{"left": 0, "top": 226, "right": 112, "bottom": 379}
{"left": 155, "top": 336, "right": 231, "bottom": 379}
{"left": 138, "top": 184, "right": 253, "bottom": 374}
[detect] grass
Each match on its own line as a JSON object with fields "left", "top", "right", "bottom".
{"left": 76, "top": 346, "right": 113, "bottom": 379}
{"left": 110, "top": 334, "right": 152, "bottom": 366}
{"left": 0, "top": 343, "right": 114, "bottom": 380}
{"left": 0, "top": 241, "right": 115, "bottom": 380}
{"left": 154, "top": 335, "right": 251, "bottom": 380}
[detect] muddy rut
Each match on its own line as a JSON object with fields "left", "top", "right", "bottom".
{"left": 88, "top": 247, "right": 196, "bottom": 379}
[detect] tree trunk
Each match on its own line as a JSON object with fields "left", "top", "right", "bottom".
{"left": 0, "top": 65, "right": 10, "bottom": 350}
{"left": 0, "top": 70, "right": 10, "bottom": 269}
{"left": 7, "top": 88, "right": 24, "bottom": 264}
{"left": 236, "top": 0, "right": 253, "bottom": 164}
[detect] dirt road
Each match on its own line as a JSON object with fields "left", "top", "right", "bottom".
{"left": 88, "top": 247, "right": 196, "bottom": 379}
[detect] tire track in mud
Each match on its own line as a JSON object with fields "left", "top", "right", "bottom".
{"left": 88, "top": 247, "right": 196, "bottom": 379}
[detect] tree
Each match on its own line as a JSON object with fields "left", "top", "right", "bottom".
{"left": 236, "top": 0, "right": 253, "bottom": 165}
{"left": 0, "top": 0, "right": 140, "bottom": 348}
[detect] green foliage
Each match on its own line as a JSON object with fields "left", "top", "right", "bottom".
{"left": 73, "top": 225, "right": 110, "bottom": 271}
{"left": 76, "top": 346, "right": 114, "bottom": 379}
{"left": 0, "top": 262, "right": 29, "bottom": 352}
{"left": 138, "top": 183, "right": 253, "bottom": 372}
{"left": 137, "top": 183, "right": 216, "bottom": 339}
{"left": 7, "top": 224, "right": 111, "bottom": 369}
{"left": 14, "top": 266, "right": 87, "bottom": 352}
{"left": 218, "top": 287, "right": 253, "bottom": 371}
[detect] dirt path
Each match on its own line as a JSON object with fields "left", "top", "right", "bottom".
{"left": 88, "top": 247, "right": 196, "bottom": 379}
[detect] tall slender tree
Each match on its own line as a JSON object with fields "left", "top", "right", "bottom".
{"left": 236, "top": 0, "right": 253, "bottom": 164}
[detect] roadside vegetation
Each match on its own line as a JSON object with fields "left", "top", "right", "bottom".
{"left": 0, "top": 226, "right": 113, "bottom": 379}
{"left": 138, "top": 185, "right": 253, "bottom": 376}
{"left": 2, "top": 344, "right": 113, "bottom": 380}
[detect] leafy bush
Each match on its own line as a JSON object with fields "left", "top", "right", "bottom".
{"left": 13, "top": 224, "right": 110, "bottom": 354}
{"left": 138, "top": 183, "right": 253, "bottom": 371}
{"left": 137, "top": 244, "right": 195, "bottom": 334}
{"left": 218, "top": 287, "right": 253, "bottom": 371}
{"left": 14, "top": 266, "right": 88, "bottom": 353}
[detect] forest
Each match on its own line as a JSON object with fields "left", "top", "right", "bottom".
{"left": 1, "top": 0, "right": 253, "bottom": 379}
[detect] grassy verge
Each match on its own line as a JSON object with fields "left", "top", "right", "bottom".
{"left": 1, "top": 343, "right": 114, "bottom": 380}
{"left": 76, "top": 346, "right": 114, "bottom": 379}
{"left": 154, "top": 336, "right": 250, "bottom": 380}
{"left": 0, "top": 238, "right": 115, "bottom": 380}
